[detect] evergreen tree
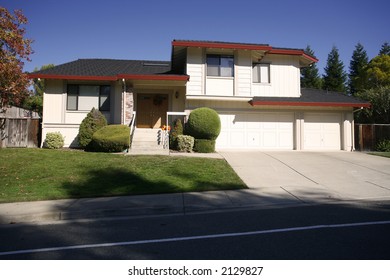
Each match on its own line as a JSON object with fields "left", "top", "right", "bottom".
{"left": 300, "top": 45, "right": 322, "bottom": 89}
{"left": 348, "top": 43, "right": 369, "bottom": 95}
{"left": 379, "top": 42, "right": 390, "bottom": 56}
{"left": 322, "top": 46, "right": 347, "bottom": 92}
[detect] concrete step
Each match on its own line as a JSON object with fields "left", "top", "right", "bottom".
{"left": 129, "top": 128, "right": 169, "bottom": 155}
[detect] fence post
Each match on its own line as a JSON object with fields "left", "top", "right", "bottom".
{"left": 358, "top": 124, "right": 363, "bottom": 150}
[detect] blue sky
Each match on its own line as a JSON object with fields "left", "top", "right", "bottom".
{"left": 2, "top": 0, "right": 389, "bottom": 74}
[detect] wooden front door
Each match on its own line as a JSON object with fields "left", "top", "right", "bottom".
{"left": 137, "top": 94, "right": 168, "bottom": 128}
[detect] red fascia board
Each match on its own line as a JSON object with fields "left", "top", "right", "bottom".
{"left": 28, "top": 73, "right": 117, "bottom": 81}
{"left": 250, "top": 100, "right": 370, "bottom": 108}
{"left": 172, "top": 40, "right": 273, "bottom": 51}
{"left": 117, "top": 74, "right": 189, "bottom": 81}
{"left": 28, "top": 73, "right": 189, "bottom": 82}
{"left": 269, "top": 49, "right": 318, "bottom": 63}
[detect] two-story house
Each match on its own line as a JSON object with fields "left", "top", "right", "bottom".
{"left": 29, "top": 39, "right": 369, "bottom": 151}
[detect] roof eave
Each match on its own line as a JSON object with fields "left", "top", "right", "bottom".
{"left": 28, "top": 73, "right": 189, "bottom": 82}
{"left": 249, "top": 100, "right": 371, "bottom": 108}
{"left": 117, "top": 74, "right": 189, "bottom": 81}
{"left": 28, "top": 73, "right": 117, "bottom": 81}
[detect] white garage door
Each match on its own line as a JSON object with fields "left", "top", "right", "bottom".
{"left": 217, "top": 112, "right": 294, "bottom": 149}
{"left": 304, "top": 113, "right": 341, "bottom": 150}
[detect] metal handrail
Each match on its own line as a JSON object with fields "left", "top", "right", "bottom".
{"left": 128, "top": 111, "right": 136, "bottom": 150}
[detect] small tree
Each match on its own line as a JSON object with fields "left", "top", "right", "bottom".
{"left": 78, "top": 108, "right": 107, "bottom": 149}
{"left": 0, "top": 7, "right": 33, "bottom": 110}
{"left": 300, "top": 45, "right": 322, "bottom": 89}
{"left": 349, "top": 43, "right": 369, "bottom": 95}
{"left": 379, "top": 42, "right": 390, "bottom": 56}
{"left": 23, "top": 64, "right": 55, "bottom": 116}
{"left": 322, "top": 46, "right": 347, "bottom": 92}
{"left": 169, "top": 118, "right": 183, "bottom": 150}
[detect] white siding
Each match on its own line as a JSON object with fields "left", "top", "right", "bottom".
{"left": 43, "top": 80, "right": 64, "bottom": 124}
{"left": 206, "top": 77, "right": 234, "bottom": 96}
{"left": 252, "top": 55, "right": 301, "bottom": 97}
{"left": 235, "top": 50, "right": 252, "bottom": 96}
{"left": 186, "top": 48, "right": 204, "bottom": 95}
{"left": 185, "top": 50, "right": 302, "bottom": 98}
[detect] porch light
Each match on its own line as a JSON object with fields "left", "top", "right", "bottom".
{"left": 175, "top": 91, "right": 179, "bottom": 99}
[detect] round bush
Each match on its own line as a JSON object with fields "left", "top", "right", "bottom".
{"left": 78, "top": 108, "right": 107, "bottom": 149}
{"left": 89, "top": 125, "right": 130, "bottom": 152}
{"left": 186, "top": 107, "right": 221, "bottom": 140}
{"left": 44, "top": 132, "right": 64, "bottom": 149}
{"left": 193, "top": 139, "right": 216, "bottom": 153}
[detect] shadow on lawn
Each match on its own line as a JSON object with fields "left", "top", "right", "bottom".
{"left": 62, "top": 168, "right": 178, "bottom": 198}
{"left": 61, "top": 166, "right": 244, "bottom": 199}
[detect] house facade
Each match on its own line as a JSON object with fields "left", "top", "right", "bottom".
{"left": 29, "top": 40, "right": 370, "bottom": 151}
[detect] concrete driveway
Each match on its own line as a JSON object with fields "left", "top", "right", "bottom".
{"left": 220, "top": 151, "right": 390, "bottom": 203}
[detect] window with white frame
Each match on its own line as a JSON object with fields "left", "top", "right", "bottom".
{"left": 206, "top": 55, "right": 234, "bottom": 77}
{"left": 66, "top": 85, "right": 111, "bottom": 111}
{"left": 252, "top": 63, "right": 270, "bottom": 83}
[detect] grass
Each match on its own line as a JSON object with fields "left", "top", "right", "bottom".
{"left": 0, "top": 148, "right": 246, "bottom": 203}
{"left": 368, "top": 152, "right": 390, "bottom": 158}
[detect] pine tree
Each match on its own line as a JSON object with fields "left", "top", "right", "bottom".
{"left": 300, "top": 45, "right": 322, "bottom": 89}
{"left": 379, "top": 42, "right": 390, "bottom": 56}
{"left": 322, "top": 46, "right": 347, "bottom": 92}
{"left": 348, "top": 43, "right": 369, "bottom": 95}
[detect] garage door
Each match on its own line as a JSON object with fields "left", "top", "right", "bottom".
{"left": 304, "top": 113, "right": 341, "bottom": 150}
{"left": 217, "top": 112, "right": 294, "bottom": 149}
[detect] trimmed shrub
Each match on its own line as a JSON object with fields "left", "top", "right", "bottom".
{"left": 44, "top": 132, "right": 64, "bottom": 149}
{"left": 78, "top": 108, "right": 107, "bottom": 149}
{"left": 177, "top": 135, "right": 194, "bottom": 153}
{"left": 376, "top": 139, "right": 390, "bottom": 152}
{"left": 193, "top": 139, "right": 216, "bottom": 153}
{"left": 169, "top": 118, "right": 184, "bottom": 150}
{"left": 89, "top": 125, "right": 130, "bottom": 153}
{"left": 186, "top": 107, "right": 221, "bottom": 140}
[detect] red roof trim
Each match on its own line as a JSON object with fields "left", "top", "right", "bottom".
{"left": 250, "top": 100, "right": 370, "bottom": 108}
{"left": 28, "top": 73, "right": 117, "bottom": 81}
{"left": 28, "top": 73, "right": 189, "bottom": 82}
{"left": 172, "top": 40, "right": 318, "bottom": 63}
{"left": 117, "top": 74, "right": 189, "bottom": 81}
{"left": 172, "top": 40, "right": 273, "bottom": 51}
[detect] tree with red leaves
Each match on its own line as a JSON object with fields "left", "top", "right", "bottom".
{"left": 0, "top": 7, "right": 33, "bottom": 110}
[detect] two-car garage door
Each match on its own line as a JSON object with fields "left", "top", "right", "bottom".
{"left": 216, "top": 112, "right": 342, "bottom": 150}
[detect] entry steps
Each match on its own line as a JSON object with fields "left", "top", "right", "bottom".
{"left": 128, "top": 128, "right": 169, "bottom": 155}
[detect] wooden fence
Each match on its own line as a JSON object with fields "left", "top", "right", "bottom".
{"left": 354, "top": 124, "right": 390, "bottom": 151}
{"left": 0, "top": 118, "right": 41, "bottom": 148}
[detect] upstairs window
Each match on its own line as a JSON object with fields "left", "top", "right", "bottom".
{"left": 207, "top": 55, "right": 234, "bottom": 77}
{"left": 67, "top": 85, "right": 111, "bottom": 111}
{"left": 252, "top": 63, "right": 270, "bottom": 84}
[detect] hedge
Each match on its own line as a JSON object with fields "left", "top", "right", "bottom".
{"left": 89, "top": 125, "right": 130, "bottom": 152}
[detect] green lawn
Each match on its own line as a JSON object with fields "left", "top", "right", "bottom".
{"left": 0, "top": 148, "right": 246, "bottom": 203}
{"left": 368, "top": 152, "right": 390, "bottom": 158}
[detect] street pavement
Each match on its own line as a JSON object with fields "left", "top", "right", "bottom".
{"left": 1, "top": 151, "right": 390, "bottom": 225}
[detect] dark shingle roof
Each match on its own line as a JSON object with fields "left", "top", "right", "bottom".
{"left": 31, "top": 59, "right": 173, "bottom": 77}
{"left": 250, "top": 88, "right": 370, "bottom": 108}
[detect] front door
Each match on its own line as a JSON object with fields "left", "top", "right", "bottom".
{"left": 137, "top": 94, "right": 169, "bottom": 128}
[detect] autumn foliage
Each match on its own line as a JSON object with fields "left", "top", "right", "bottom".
{"left": 0, "top": 7, "right": 33, "bottom": 109}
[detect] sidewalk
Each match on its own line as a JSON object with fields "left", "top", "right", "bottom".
{"left": 0, "top": 186, "right": 345, "bottom": 225}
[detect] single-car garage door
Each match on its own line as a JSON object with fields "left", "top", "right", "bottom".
{"left": 217, "top": 112, "right": 294, "bottom": 149}
{"left": 304, "top": 113, "right": 341, "bottom": 150}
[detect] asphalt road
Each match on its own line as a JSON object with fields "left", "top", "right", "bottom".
{"left": 1, "top": 201, "right": 390, "bottom": 260}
